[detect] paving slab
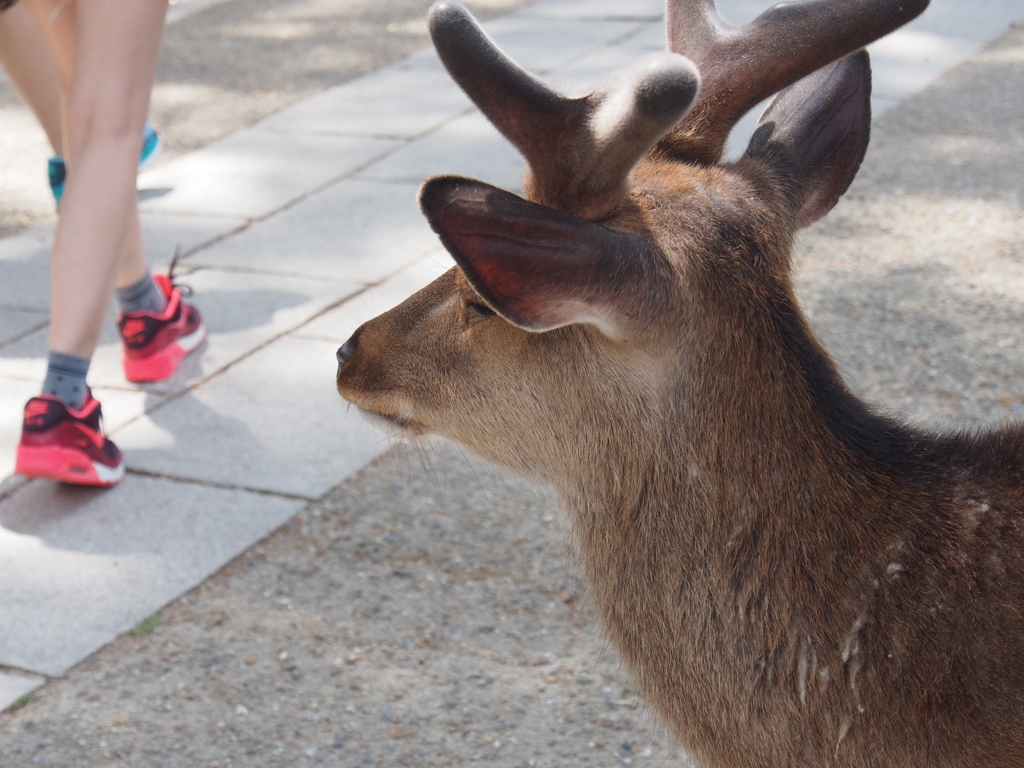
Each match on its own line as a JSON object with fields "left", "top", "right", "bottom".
{"left": 105, "top": 268, "right": 360, "bottom": 396}
{"left": 140, "top": 211, "right": 250, "bottom": 261}
{"left": 0, "top": 224, "right": 55, "bottom": 313}
{"left": 0, "top": 475, "right": 303, "bottom": 676}
{"left": 0, "top": 308, "right": 47, "bottom": 350}
{"left": 0, "top": 670, "right": 45, "bottom": 712}
{"left": 547, "top": 26, "right": 664, "bottom": 94}
{"left": 398, "top": 15, "right": 646, "bottom": 75}
{"left": 0, "top": 378, "right": 43, "bottom": 482}
{"left": 137, "top": 131, "right": 399, "bottom": 220}
{"left": 294, "top": 257, "right": 453, "bottom": 343}
{"left": 0, "top": 213, "right": 247, "bottom": 313}
{"left": 521, "top": 0, "right": 664, "bottom": 19}
{"left": 471, "top": 15, "right": 647, "bottom": 74}
{"left": 355, "top": 110, "right": 526, "bottom": 191}
{"left": 164, "top": 0, "right": 233, "bottom": 25}
{"left": 253, "top": 61, "right": 474, "bottom": 140}
{"left": 190, "top": 179, "right": 440, "bottom": 284}
{"left": 112, "top": 336, "right": 387, "bottom": 499}
{"left": 0, "top": 268, "right": 360, "bottom": 397}
{"left": 872, "top": 30, "right": 976, "bottom": 98}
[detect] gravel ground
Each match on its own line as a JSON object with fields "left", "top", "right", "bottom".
{"left": 1, "top": 441, "right": 688, "bottom": 768}
{"left": 1, "top": 10, "right": 1022, "bottom": 768}
{"left": 798, "top": 20, "right": 1024, "bottom": 430}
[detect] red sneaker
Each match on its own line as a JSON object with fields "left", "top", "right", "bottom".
{"left": 15, "top": 392, "right": 125, "bottom": 487}
{"left": 118, "top": 271, "right": 206, "bottom": 383}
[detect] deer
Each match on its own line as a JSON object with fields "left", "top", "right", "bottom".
{"left": 335, "top": 0, "right": 1024, "bottom": 765}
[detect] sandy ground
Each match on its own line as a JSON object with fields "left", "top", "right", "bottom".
{"left": 1, "top": 7, "right": 1022, "bottom": 768}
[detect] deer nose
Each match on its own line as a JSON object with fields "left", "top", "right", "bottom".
{"left": 336, "top": 328, "right": 362, "bottom": 371}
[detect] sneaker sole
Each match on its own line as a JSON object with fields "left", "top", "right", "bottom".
{"left": 123, "top": 322, "right": 207, "bottom": 383}
{"left": 16, "top": 445, "right": 125, "bottom": 487}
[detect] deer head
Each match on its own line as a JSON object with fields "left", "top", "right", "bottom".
{"left": 336, "top": 0, "right": 921, "bottom": 482}
{"left": 332, "top": 1, "right": 1024, "bottom": 766}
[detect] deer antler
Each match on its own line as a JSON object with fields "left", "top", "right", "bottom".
{"left": 428, "top": 2, "right": 701, "bottom": 219}
{"left": 661, "top": 0, "right": 930, "bottom": 164}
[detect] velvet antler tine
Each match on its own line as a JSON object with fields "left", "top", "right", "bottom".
{"left": 578, "top": 54, "right": 701, "bottom": 217}
{"left": 666, "top": 0, "right": 724, "bottom": 64}
{"left": 662, "top": 0, "right": 930, "bottom": 164}
{"left": 428, "top": 2, "right": 700, "bottom": 219}
{"left": 428, "top": 2, "right": 578, "bottom": 161}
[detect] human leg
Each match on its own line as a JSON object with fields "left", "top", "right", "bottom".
{"left": 0, "top": 3, "right": 70, "bottom": 207}
{"left": 0, "top": 3, "right": 163, "bottom": 209}
{"left": 15, "top": 0, "right": 170, "bottom": 485}
{"left": 22, "top": 0, "right": 168, "bottom": 359}
{"left": 0, "top": 3, "right": 63, "bottom": 152}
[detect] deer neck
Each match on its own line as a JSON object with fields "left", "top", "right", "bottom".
{"left": 559, "top": 267, "right": 890, "bottom": 539}
{"left": 549, "top": 275, "right": 914, "bottom": 756}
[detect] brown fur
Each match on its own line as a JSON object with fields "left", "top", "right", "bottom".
{"left": 336, "top": 3, "right": 1024, "bottom": 765}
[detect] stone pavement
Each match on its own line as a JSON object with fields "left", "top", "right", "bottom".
{"left": 0, "top": 0, "right": 1021, "bottom": 710}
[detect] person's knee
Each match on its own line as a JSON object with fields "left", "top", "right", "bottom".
{"left": 65, "top": 84, "right": 147, "bottom": 151}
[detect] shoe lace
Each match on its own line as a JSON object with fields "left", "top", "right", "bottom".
{"left": 167, "top": 246, "right": 195, "bottom": 298}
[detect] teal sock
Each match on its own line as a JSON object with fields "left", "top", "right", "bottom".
{"left": 42, "top": 351, "right": 90, "bottom": 410}
{"left": 116, "top": 272, "right": 166, "bottom": 314}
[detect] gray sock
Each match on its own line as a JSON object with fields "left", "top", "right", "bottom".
{"left": 42, "top": 351, "right": 91, "bottom": 410}
{"left": 116, "top": 272, "right": 167, "bottom": 314}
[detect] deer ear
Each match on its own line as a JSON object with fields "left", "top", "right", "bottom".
{"left": 419, "top": 176, "right": 646, "bottom": 336}
{"left": 744, "top": 51, "right": 871, "bottom": 229}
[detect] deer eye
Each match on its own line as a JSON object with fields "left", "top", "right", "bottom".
{"left": 465, "top": 299, "right": 496, "bottom": 318}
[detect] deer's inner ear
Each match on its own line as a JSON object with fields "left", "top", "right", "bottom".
{"left": 419, "top": 175, "right": 647, "bottom": 337}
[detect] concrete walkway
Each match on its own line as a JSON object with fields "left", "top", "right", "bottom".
{"left": 1, "top": 0, "right": 1021, "bottom": 710}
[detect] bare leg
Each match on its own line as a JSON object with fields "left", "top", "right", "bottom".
{"left": 0, "top": 4, "right": 64, "bottom": 153}
{"left": 22, "top": 0, "right": 167, "bottom": 358}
